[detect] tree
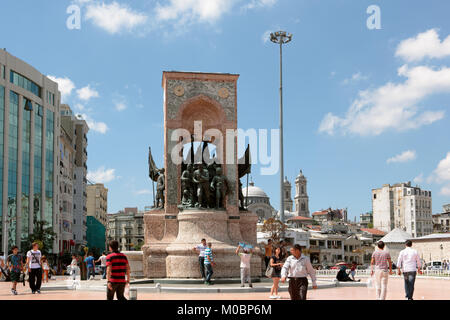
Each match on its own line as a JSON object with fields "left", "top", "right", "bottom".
{"left": 22, "top": 220, "right": 56, "bottom": 255}
{"left": 261, "top": 218, "right": 287, "bottom": 244}
{"left": 367, "top": 222, "right": 374, "bottom": 229}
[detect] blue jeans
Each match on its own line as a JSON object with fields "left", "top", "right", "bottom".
{"left": 403, "top": 271, "right": 416, "bottom": 300}
{"left": 101, "top": 266, "right": 106, "bottom": 279}
{"left": 205, "top": 263, "right": 213, "bottom": 283}
{"left": 198, "top": 257, "right": 205, "bottom": 279}
{"left": 87, "top": 267, "right": 95, "bottom": 279}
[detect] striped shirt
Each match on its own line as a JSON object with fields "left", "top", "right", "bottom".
{"left": 204, "top": 248, "right": 213, "bottom": 264}
{"left": 106, "top": 252, "right": 129, "bottom": 283}
{"left": 371, "top": 249, "right": 391, "bottom": 271}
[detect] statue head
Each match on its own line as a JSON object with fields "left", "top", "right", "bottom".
{"left": 187, "top": 164, "right": 193, "bottom": 171}
{"left": 215, "top": 167, "right": 222, "bottom": 175}
{"left": 159, "top": 168, "right": 165, "bottom": 174}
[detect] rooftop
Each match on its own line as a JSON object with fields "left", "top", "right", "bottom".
{"left": 360, "top": 228, "right": 387, "bottom": 236}
{"left": 379, "top": 228, "right": 412, "bottom": 243}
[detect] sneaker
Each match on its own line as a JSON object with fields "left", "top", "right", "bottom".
{"left": 32, "top": 291, "right": 36, "bottom": 294}
{"left": 249, "top": 284, "right": 253, "bottom": 288}
{"left": 11, "top": 289, "right": 15, "bottom": 295}
{"left": 36, "top": 290, "right": 41, "bottom": 294}
{"left": 276, "top": 295, "right": 281, "bottom": 299}
{"left": 14, "top": 290, "right": 18, "bottom": 295}
{"left": 204, "top": 281, "right": 208, "bottom": 285}
{"left": 269, "top": 295, "right": 277, "bottom": 299}
{"left": 241, "top": 285, "right": 245, "bottom": 287}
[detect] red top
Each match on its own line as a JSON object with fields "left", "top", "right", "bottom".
{"left": 106, "top": 252, "right": 129, "bottom": 283}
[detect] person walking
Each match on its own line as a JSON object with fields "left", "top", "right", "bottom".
{"left": 397, "top": 240, "right": 422, "bottom": 300}
{"left": 204, "top": 242, "right": 215, "bottom": 285}
{"left": 264, "top": 239, "right": 273, "bottom": 269}
{"left": 236, "top": 244, "right": 253, "bottom": 288}
{"left": 69, "top": 254, "right": 79, "bottom": 280}
{"left": 96, "top": 252, "right": 108, "bottom": 279}
{"left": 281, "top": 244, "right": 317, "bottom": 300}
{"left": 6, "top": 246, "right": 23, "bottom": 295}
{"left": 41, "top": 256, "right": 50, "bottom": 283}
{"left": 370, "top": 241, "right": 393, "bottom": 300}
{"left": 269, "top": 246, "right": 283, "bottom": 299}
{"left": 84, "top": 252, "right": 95, "bottom": 280}
{"left": 26, "top": 242, "right": 42, "bottom": 294}
{"left": 106, "top": 240, "right": 130, "bottom": 300}
{"left": 192, "top": 238, "right": 208, "bottom": 280}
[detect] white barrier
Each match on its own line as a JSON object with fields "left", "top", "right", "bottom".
{"left": 315, "top": 269, "right": 450, "bottom": 277}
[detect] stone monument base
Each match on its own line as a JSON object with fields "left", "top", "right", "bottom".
{"left": 143, "top": 209, "right": 261, "bottom": 279}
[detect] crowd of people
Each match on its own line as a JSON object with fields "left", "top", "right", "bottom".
{"left": 0, "top": 237, "right": 437, "bottom": 301}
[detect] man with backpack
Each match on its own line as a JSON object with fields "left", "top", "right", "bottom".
{"left": 6, "top": 246, "right": 23, "bottom": 295}
{"left": 26, "top": 242, "right": 43, "bottom": 294}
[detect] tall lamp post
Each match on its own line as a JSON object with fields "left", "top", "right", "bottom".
{"left": 270, "top": 31, "right": 292, "bottom": 233}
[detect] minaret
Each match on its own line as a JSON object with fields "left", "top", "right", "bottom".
{"left": 283, "top": 177, "right": 293, "bottom": 212}
{"left": 295, "top": 170, "right": 310, "bottom": 217}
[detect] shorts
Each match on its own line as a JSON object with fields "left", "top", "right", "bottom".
{"left": 10, "top": 271, "right": 21, "bottom": 282}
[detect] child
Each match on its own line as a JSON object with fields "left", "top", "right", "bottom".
{"left": 6, "top": 246, "right": 23, "bottom": 295}
{"left": 41, "top": 256, "right": 50, "bottom": 283}
{"left": 236, "top": 244, "right": 253, "bottom": 288}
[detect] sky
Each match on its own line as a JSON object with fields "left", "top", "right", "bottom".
{"left": 1, "top": 0, "right": 450, "bottom": 220}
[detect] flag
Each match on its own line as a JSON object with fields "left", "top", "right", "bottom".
{"left": 148, "top": 147, "right": 159, "bottom": 182}
{"left": 238, "top": 145, "right": 251, "bottom": 178}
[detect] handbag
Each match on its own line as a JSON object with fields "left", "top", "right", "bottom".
{"left": 265, "top": 264, "right": 274, "bottom": 278}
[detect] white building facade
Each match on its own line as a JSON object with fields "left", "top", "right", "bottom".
{"left": 373, "top": 182, "right": 433, "bottom": 238}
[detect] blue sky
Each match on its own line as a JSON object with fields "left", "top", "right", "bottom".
{"left": 2, "top": 0, "right": 450, "bottom": 220}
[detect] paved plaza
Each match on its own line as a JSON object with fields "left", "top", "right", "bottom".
{"left": 0, "top": 277, "right": 448, "bottom": 300}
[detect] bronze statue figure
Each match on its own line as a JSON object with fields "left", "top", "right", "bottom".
{"left": 156, "top": 168, "right": 165, "bottom": 208}
{"left": 238, "top": 180, "right": 245, "bottom": 210}
{"left": 193, "top": 163, "right": 210, "bottom": 208}
{"left": 211, "top": 167, "right": 228, "bottom": 209}
{"left": 181, "top": 164, "right": 194, "bottom": 207}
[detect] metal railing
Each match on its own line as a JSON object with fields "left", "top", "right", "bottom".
{"left": 315, "top": 269, "right": 450, "bottom": 277}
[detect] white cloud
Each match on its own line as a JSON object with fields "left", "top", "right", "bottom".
{"left": 341, "top": 72, "right": 369, "bottom": 85}
{"left": 78, "top": 113, "right": 109, "bottom": 134}
{"left": 396, "top": 29, "right": 450, "bottom": 62}
{"left": 155, "top": 0, "right": 237, "bottom": 25}
{"left": 77, "top": 85, "right": 99, "bottom": 101}
{"left": 115, "top": 101, "right": 127, "bottom": 112}
{"left": 319, "top": 64, "right": 448, "bottom": 136}
{"left": 413, "top": 173, "right": 424, "bottom": 184}
{"left": 135, "top": 189, "right": 152, "bottom": 196}
{"left": 85, "top": 1, "right": 148, "bottom": 34}
{"left": 262, "top": 30, "right": 272, "bottom": 43}
{"left": 433, "top": 152, "right": 450, "bottom": 183}
{"left": 74, "top": 103, "right": 85, "bottom": 111}
{"left": 87, "top": 166, "right": 116, "bottom": 183}
{"left": 440, "top": 185, "right": 450, "bottom": 196}
{"left": 47, "top": 76, "right": 75, "bottom": 101}
{"left": 386, "top": 150, "right": 416, "bottom": 164}
{"left": 242, "top": 0, "right": 277, "bottom": 10}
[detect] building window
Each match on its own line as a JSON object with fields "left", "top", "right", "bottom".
{"left": 10, "top": 70, "right": 41, "bottom": 97}
{"left": 1, "top": 65, "right": 5, "bottom": 79}
{"left": 373, "top": 194, "right": 377, "bottom": 199}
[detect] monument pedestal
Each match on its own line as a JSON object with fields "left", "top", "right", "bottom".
{"left": 143, "top": 209, "right": 261, "bottom": 278}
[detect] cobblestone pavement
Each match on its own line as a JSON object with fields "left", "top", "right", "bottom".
{"left": 0, "top": 277, "right": 448, "bottom": 300}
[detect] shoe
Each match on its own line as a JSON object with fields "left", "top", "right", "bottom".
{"left": 269, "top": 295, "right": 277, "bottom": 299}
{"left": 206, "top": 282, "right": 210, "bottom": 286}
{"left": 249, "top": 284, "right": 253, "bottom": 288}
{"left": 204, "top": 281, "right": 208, "bottom": 285}
{"left": 37, "top": 290, "right": 41, "bottom": 294}
{"left": 11, "top": 289, "right": 15, "bottom": 295}
{"left": 14, "top": 290, "right": 18, "bottom": 295}
{"left": 241, "top": 285, "right": 245, "bottom": 287}
{"left": 32, "top": 291, "right": 36, "bottom": 294}
{"left": 276, "top": 295, "right": 281, "bottom": 299}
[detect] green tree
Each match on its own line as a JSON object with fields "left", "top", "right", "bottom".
{"left": 21, "top": 220, "right": 56, "bottom": 255}
{"left": 367, "top": 222, "right": 374, "bottom": 229}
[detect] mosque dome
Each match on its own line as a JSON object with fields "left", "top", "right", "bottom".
{"left": 242, "top": 182, "right": 268, "bottom": 198}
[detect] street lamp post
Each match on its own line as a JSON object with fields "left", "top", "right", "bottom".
{"left": 270, "top": 31, "right": 293, "bottom": 233}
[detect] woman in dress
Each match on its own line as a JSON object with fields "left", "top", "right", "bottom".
{"left": 269, "top": 247, "right": 283, "bottom": 299}
{"left": 41, "top": 256, "right": 50, "bottom": 283}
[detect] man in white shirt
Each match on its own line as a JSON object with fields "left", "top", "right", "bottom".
{"left": 397, "top": 240, "right": 422, "bottom": 300}
{"left": 236, "top": 244, "right": 253, "bottom": 288}
{"left": 192, "top": 238, "right": 208, "bottom": 280}
{"left": 26, "top": 242, "right": 42, "bottom": 294}
{"left": 281, "top": 244, "right": 317, "bottom": 300}
{"left": 96, "top": 252, "right": 108, "bottom": 279}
